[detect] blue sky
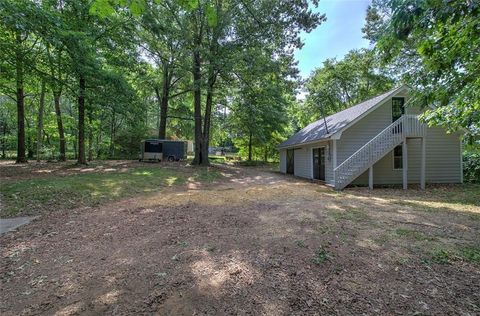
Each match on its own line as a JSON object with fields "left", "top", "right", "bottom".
{"left": 295, "top": 0, "right": 372, "bottom": 79}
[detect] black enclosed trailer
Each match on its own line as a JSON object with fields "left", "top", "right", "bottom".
{"left": 140, "top": 139, "right": 187, "bottom": 162}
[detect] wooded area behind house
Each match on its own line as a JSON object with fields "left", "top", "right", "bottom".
{"left": 0, "top": 0, "right": 478, "bottom": 172}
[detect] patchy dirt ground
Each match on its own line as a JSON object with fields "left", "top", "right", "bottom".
{"left": 0, "top": 160, "right": 181, "bottom": 181}
{"left": 1, "top": 161, "right": 479, "bottom": 315}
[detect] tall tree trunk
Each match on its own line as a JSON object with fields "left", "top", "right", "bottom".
{"left": 192, "top": 48, "right": 204, "bottom": 165}
{"left": 201, "top": 69, "right": 217, "bottom": 166}
{"left": 154, "top": 87, "right": 161, "bottom": 133}
{"left": 36, "top": 80, "right": 46, "bottom": 162}
{"left": 53, "top": 91, "right": 66, "bottom": 161}
{"left": 15, "top": 30, "right": 27, "bottom": 163}
{"left": 157, "top": 65, "right": 171, "bottom": 139}
{"left": 248, "top": 130, "right": 253, "bottom": 161}
{"left": 77, "top": 76, "right": 86, "bottom": 164}
{"left": 88, "top": 111, "right": 93, "bottom": 161}
{"left": 26, "top": 119, "right": 34, "bottom": 159}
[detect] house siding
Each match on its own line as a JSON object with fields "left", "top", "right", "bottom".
{"left": 352, "top": 128, "right": 462, "bottom": 185}
{"left": 425, "top": 128, "right": 462, "bottom": 183}
{"left": 294, "top": 147, "right": 310, "bottom": 178}
{"left": 279, "top": 89, "right": 461, "bottom": 186}
{"left": 353, "top": 138, "right": 421, "bottom": 185}
{"left": 336, "top": 98, "right": 392, "bottom": 164}
{"left": 336, "top": 92, "right": 413, "bottom": 165}
{"left": 291, "top": 141, "right": 332, "bottom": 182}
{"left": 279, "top": 149, "right": 286, "bottom": 173}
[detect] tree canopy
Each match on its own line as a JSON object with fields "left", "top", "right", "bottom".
{"left": 1, "top": 0, "right": 476, "bottom": 166}
{"left": 0, "top": 0, "right": 324, "bottom": 164}
{"left": 364, "top": 0, "right": 480, "bottom": 137}
{"left": 294, "top": 48, "right": 394, "bottom": 129}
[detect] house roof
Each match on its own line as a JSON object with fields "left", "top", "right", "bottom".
{"left": 278, "top": 86, "right": 404, "bottom": 149}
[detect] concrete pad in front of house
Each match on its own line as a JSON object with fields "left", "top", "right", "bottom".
{"left": 0, "top": 216, "right": 38, "bottom": 235}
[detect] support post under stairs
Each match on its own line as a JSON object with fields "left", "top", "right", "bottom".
{"left": 368, "top": 167, "right": 373, "bottom": 190}
{"left": 402, "top": 139, "right": 408, "bottom": 190}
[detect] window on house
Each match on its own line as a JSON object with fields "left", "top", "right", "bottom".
{"left": 393, "top": 145, "right": 403, "bottom": 169}
{"left": 392, "top": 97, "right": 405, "bottom": 122}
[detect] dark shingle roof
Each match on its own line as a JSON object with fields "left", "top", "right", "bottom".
{"left": 278, "top": 87, "right": 402, "bottom": 148}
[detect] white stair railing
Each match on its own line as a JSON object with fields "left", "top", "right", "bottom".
{"left": 334, "top": 115, "right": 425, "bottom": 190}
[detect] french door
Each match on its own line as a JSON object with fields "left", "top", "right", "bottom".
{"left": 286, "top": 149, "right": 294, "bottom": 174}
{"left": 313, "top": 148, "right": 325, "bottom": 181}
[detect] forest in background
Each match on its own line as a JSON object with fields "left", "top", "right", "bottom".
{"left": 0, "top": 0, "right": 478, "bottom": 172}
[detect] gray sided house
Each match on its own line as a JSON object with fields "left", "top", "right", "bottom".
{"left": 278, "top": 86, "right": 463, "bottom": 190}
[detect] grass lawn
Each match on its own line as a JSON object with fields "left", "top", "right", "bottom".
{"left": 0, "top": 161, "right": 222, "bottom": 217}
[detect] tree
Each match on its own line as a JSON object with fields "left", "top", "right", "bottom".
{"left": 0, "top": 0, "right": 326, "bottom": 163}
{"left": 36, "top": 80, "right": 46, "bottom": 161}
{"left": 364, "top": 0, "right": 480, "bottom": 136}
{"left": 0, "top": 1, "right": 40, "bottom": 163}
{"left": 184, "top": 0, "right": 323, "bottom": 165}
{"left": 297, "top": 48, "right": 394, "bottom": 128}
{"left": 139, "top": 1, "right": 189, "bottom": 139}
{"left": 44, "top": 40, "right": 68, "bottom": 161}
{"left": 229, "top": 47, "right": 294, "bottom": 161}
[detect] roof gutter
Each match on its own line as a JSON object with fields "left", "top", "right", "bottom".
{"left": 276, "top": 136, "right": 333, "bottom": 150}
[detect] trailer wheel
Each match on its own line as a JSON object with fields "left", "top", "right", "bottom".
{"left": 167, "top": 156, "right": 175, "bottom": 162}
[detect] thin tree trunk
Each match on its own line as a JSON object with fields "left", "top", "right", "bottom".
{"left": 15, "top": 30, "right": 27, "bottom": 163}
{"left": 53, "top": 91, "right": 66, "bottom": 161}
{"left": 110, "top": 109, "right": 115, "bottom": 158}
{"left": 96, "top": 128, "right": 101, "bottom": 159}
{"left": 1, "top": 121, "right": 7, "bottom": 158}
{"left": 73, "top": 126, "right": 77, "bottom": 160}
{"left": 248, "top": 130, "right": 252, "bottom": 161}
{"left": 36, "top": 80, "right": 46, "bottom": 162}
{"left": 88, "top": 111, "right": 93, "bottom": 161}
{"left": 77, "top": 76, "right": 86, "bottom": 164}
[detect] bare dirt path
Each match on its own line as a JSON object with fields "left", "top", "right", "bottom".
{"left": 1, "top": 164, "right": 479, "bottom": 315}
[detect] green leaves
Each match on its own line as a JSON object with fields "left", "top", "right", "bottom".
{"left": 205, "top": 3, "right": 217, "bottom": 27}
{"left": 89, "top": 0, "right": 116, "bottom": 17}
{"left": 178, "top": 0, "right": 199, "bottom": 11}
{"left": 129, "top": 0, "right": 146, "bottom": 17}
{"left": 89, "top": 0, "right": 146, "bottom": 18}
{"left": 301, "top": 48, "right": 394, "bottom": 128}
{"left": 366, "top": 0, "right": 480, "bottom": 136}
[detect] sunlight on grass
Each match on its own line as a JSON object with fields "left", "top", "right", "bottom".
{"left": 166, "top": 176, "right": 178, "bottom": 186}
{"left": 393, "top": 199, "right": 480, "bottom": 214}
{"left": 0, "top": 165, "right": 222, "bottom": 216}
{"left": 132, "top": 170, "right": 153, "bottom": 176}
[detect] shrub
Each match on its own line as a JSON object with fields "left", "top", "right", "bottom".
{"left": 463, "top": 151, "right": 480, "bottom": 183}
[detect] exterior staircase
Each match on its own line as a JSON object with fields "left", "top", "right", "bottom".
{"left": 334, "top": 115, "right": 426, "bottom": 190}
